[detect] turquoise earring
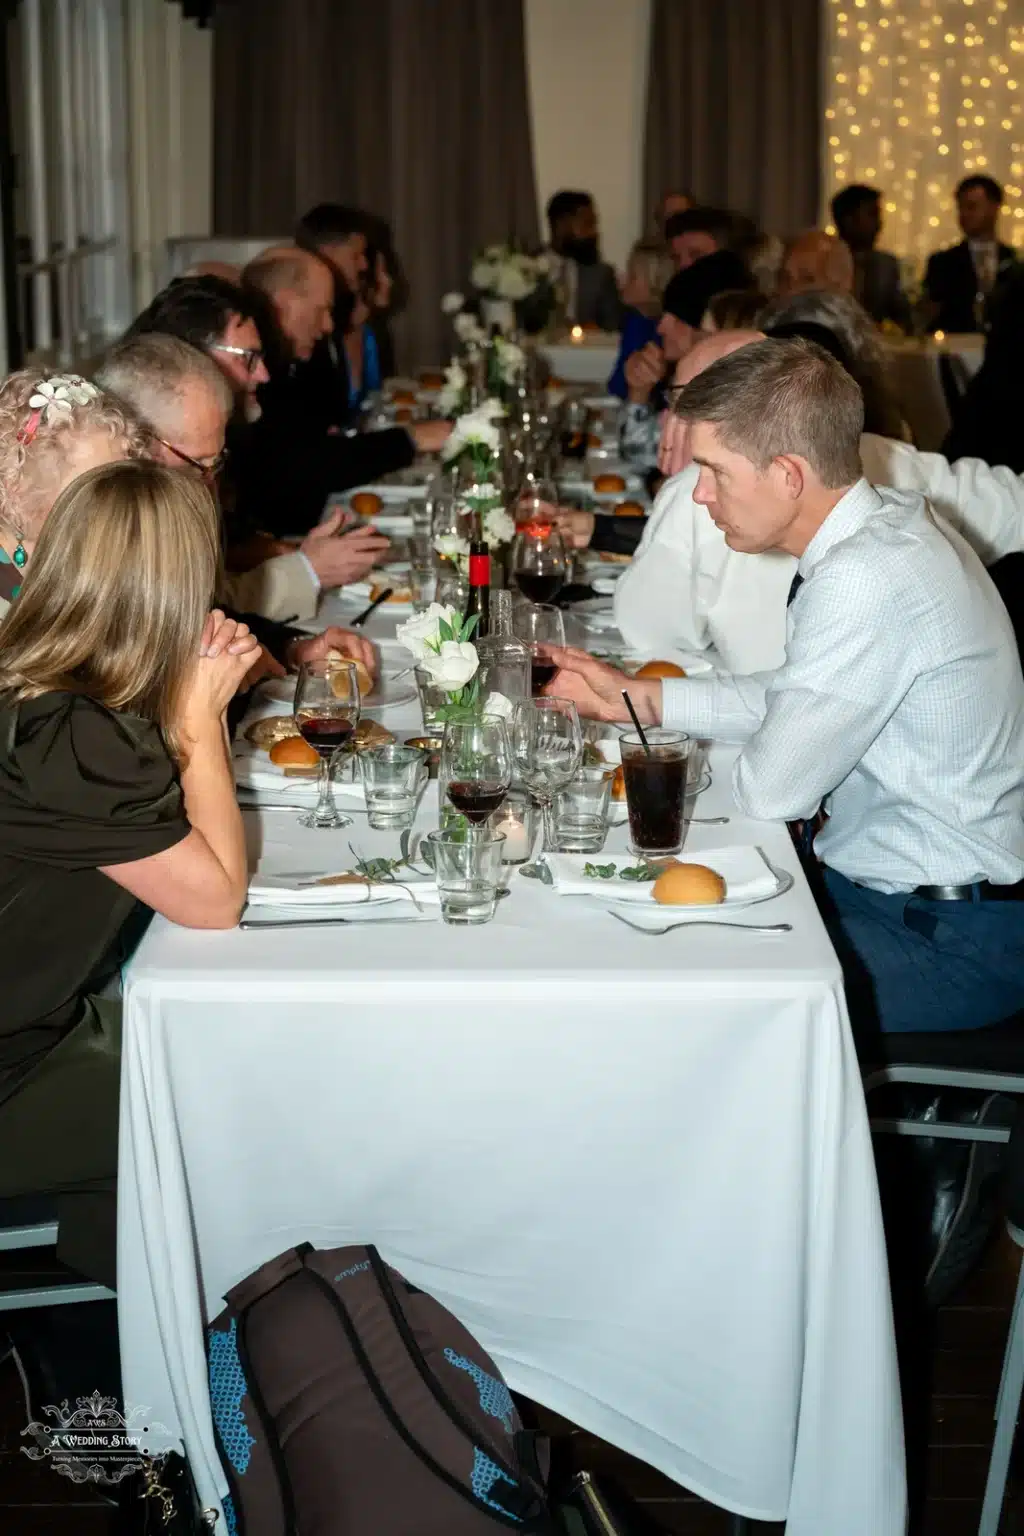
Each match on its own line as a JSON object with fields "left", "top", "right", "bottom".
{"left": 11, "top": 539, "right": 25, "bottom": 599}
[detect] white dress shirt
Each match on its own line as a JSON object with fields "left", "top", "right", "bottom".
{"left": 660, "top": 480, "right": 1024, "bottom": 893}
{"left": 613, "top": 436, "right": 1024, "bottom": 674}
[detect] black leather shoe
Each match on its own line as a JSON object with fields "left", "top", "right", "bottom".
{"left": 925, "top": 1092, "right": 1014, "bottom": 1307}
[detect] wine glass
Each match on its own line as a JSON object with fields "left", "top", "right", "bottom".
{"left": 512, "top": 525, "right": 569, "bottom": 606}
{"left": 292, "top": 658, "right": 361, "bottom": 829}
{"left": 440, "top": 717, "right": 512, "bottom": 827}
{"left": 514, "top": 604, "right": 566, "bottom": 697}
{"left": 511, "top": 697, "right": 583, "bottom": 850}
{"left": 512, "top": 470, "right": 560, "bottom": 531}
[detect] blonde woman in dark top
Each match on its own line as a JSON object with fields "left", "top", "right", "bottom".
{"left": 0, "top": 459, "right": 257, "bottom": 1285}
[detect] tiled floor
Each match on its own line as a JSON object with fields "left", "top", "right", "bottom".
{"left": 0, "top": 1233, "right": 1022, "bottom": 1534}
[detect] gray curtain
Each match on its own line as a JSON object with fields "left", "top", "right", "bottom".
{"left": 212, "top": 0, "right": 540, "bottom": 367}
{"left": 645, "top": 0, "right": 821, "bottom": 240}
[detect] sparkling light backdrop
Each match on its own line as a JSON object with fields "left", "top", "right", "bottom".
{"left": 823, "top": 0, "right": 1024, "bottom": 279}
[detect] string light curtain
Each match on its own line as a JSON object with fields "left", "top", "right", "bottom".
{"left": 823, "top": 0, "right": 1024, "bottom": 275}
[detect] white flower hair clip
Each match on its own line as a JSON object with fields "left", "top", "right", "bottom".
{"left": 18, "top": 375, "right": 100, "bottom": 444}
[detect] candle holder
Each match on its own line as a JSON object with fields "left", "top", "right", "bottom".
{"left": 488, "top": 790, "right": 538, "bottom": 865}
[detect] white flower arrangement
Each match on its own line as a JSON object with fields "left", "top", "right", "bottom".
{"left": 437, "top": 359, "right": 468, "bottom": 418}
{"left": 453, "top": 311, "right": 487, "bottom": 346}
{"left": 482, "top": 508, "right": 515, "bottom": 549}
{"left": 397, "top": 603, "right": 482, "bottom": 718}
{"left": 434, "top": 531, "right": 470, "bottom": 564}
{"left": 470, "top": 245, "right": 546, "bottom": 303}
{"left": 441, "top": 399, "right": 506, "bottom": 464}
{"left": 441, "top": 291, "right": 465, "bottom": 315}
{"left": 492, "top": 336, "right": 526, "bottom": 387}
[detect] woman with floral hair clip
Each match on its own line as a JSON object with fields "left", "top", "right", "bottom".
{"left": 0, "top": 371, "right": 146, "bottom": 614}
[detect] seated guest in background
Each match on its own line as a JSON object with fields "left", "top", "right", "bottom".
{"left": 0, "top": 461, "right": 258, "bottom": 1288}
{"left": 341, "top": 241, "right": 394, "bottom": 413}
{"left": 652, "top": 188, "right": 694, "bottom": 239}
{"left": 664, "top": 206, "right": 736, "bottom": 271}
{"left": 760, "top": 288, "right": 906, "bottom": 439}
{"left": 544, "top": 190, "right": 623, "bottom": 332}
{"left": 702, "top": 288, "right": 765, "bottom": 333}
{"left": 607, "top": 239, "right": 676, "bottom": 399}
{"left": 236, "top": 247, "right": 448, "bottom": 538}
{"left": 613, "top": 328, "right": 1024, "bottom": 676}
{"left": 184, "top": 260, "right": 243, "bottom": 284}
{"left": 620, "top": 249, "right": 755, "bottom": 472}
{"left": 548, "top": 339, "right": 1024, "bottom": 1038}
{"left": 925, "top": 175, "right": 1015, "bottom": 335}
{"left": 295, "top": 203, "right": 370, "bottom": 296}
{"left": 95, "top": 334, "right": 378, "bottom": 676}
{"left": 295, "top": 203, "right": 375, "bottom": 425}
{"left": 777, "top": 230, "right": 854, "bottom": 297}
{"left": 831, "top": 184, "right": 911, "bottom": 330}
{"left": 0, "top": 372, "right": 145, "bottom": 616}
{"left": 126, "top": 273, "right": 270, "bottom": 423}
{"left": 733, "top": 230, "right": 785, "bottom": 296}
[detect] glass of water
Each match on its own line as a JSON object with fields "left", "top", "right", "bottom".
{"left": 358, "top": 745, "right": 425, "bottom": 830}
{"left": 549, "top": 765, "right": 615, "bottom": 853}
{"left": 426, "top": 829, "right": 507, "bottom": 925}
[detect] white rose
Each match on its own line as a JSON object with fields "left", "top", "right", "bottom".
{"left": 434, "top": 532, "right": 470, "bottom": 561}
{"left": 441, "top": 291, "right": 465, "bottom": 315}
{"left": 483, "top": 691, "right": 514, "bottom": 720}
{"left": 453, "top": 312, "right": 485, "bottom": 344}
{"left": 483, "top": 508, "right": 515, "bottom": 547}
{"left": 495, "top": 265, "right": 532, "bottom": 301}
{"left": 471, "top": 259, "right": 495, "bottom": 292}
{"left": 395, "top": 602, "right": 455, "bottom": 660}
{"left": 420, "top": 640, "right": 479, "bottom": 691}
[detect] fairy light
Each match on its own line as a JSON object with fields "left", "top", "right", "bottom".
{"left": 825, "top": 0, "right": 1024, "bottom": 271}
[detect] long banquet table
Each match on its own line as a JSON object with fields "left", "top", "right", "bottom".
{"left": 118, "top": 598, "right": 906, "bottom": 1534}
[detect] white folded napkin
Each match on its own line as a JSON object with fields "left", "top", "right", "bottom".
{"left": 247, "top": 872, "right": 439, "bottom": 908}
{"left": 544, "top": 846, "right": 779, "bottom": 907}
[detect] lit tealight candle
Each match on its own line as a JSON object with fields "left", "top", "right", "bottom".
{"left": 490, "top": 792, "right": 536, "bottom": 864}
{"left": 934, "top": 329, "right": 946, "bottom": 342}
{"left": 570, "top": 324, "right": 584, "bottom": 343}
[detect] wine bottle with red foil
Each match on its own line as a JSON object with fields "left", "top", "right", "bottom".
{"left": 463, "top": 539, "right": 491, "bottom": 639}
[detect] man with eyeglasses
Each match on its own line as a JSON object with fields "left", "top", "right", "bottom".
{"left": 94, "top": 334, "right": 377, "bottom": 682}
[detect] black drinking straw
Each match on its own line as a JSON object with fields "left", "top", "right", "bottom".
{"left": 621, "top": 691, "right": 651, "bottom": 756}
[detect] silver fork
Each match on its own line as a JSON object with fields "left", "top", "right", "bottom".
{"left": 609, "top": 913, "right": 792, "bottom": 936}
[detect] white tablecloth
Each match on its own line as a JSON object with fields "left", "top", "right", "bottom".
{"left": 118, "top": 615, "right": 905, "bottom": 1535}
{"left": 540, "top": 335, "right": 620, "bottom": 386}
{"left": 884, "top": 333, "right": 984, "bottom": 452}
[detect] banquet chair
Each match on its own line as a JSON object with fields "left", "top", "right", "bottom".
{"left": 862, "top": 1012, "right": 1024, "bottom": 1146}
{"left": 978, "top": 1111, "right": 1024, "bottom": 1536}
{"left": 0, "top": 1195, "right": 114, "bottom": 1311}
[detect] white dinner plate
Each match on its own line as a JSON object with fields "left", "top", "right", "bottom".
{"left": 254, "top": 673, "right": 416, "bottom": 711}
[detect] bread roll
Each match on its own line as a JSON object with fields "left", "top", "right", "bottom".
{"left": 593, "top": 473, "right": 627, "bottom": 494}
{"left": 355, "top": 719, "right": 395, "bottom": 749}
{"left": 350, "top": 491, "right": 383, "bottom": 519}
{"left": 391, "top": 389, "right": 416, "bottom": 405}
{"left": 652, "top": 863, "right": 726, "bottom": 905}
{"left": 634, "top": 660, "right": 687, "bottom": 680}
{"left": 614, "top": 500, "right": 645, "bottom": 518}
{"left": 269, "top": 736, "right": 319, "bottom": 774}
{"left": 611, "top": 764, "right": 626, "bottom": 801}
{"left": 394, "top": 407, "right": 413, "bottom": 424}
{"left": 419, "top": 371, "right": 444, "bottom": 390}
{"left": 245, "top": 714, "right": 300, "bottom": 750}
{"left": 369, "top": 583, "right": 413, "bottom": 605}
{"left": 326, "top": 651, "right": 374, "bottom": 697}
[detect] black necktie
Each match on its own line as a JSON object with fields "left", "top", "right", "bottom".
{"left": 787, "top": 573, "right": 804, "bottom": 608}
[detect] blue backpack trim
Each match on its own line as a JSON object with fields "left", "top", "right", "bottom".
{"left": 444, "top": 1349, "right": 515, "bottom": 1435}
{"left": 208, "top": 1319, "right": 257, "bottom": 1474}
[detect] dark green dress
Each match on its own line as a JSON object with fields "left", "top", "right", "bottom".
{"left": 0, "top": 691, "right": 188, "bottom": 1285}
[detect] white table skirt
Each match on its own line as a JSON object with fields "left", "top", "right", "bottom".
{"left": 540, "top": 336, "right": 620, "bottom": 386}
{"left": 884, "top": 333, "right": 984, "bottom": 452}
{"left": 118, "top": 650, "right": 904, "bottom": 1534}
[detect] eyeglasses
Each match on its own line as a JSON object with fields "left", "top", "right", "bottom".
{"left": 210, "top": 343, "right": 265, "bottom": 375}
{"left": 154, "top": 437, "right": 229, "bottom": 484}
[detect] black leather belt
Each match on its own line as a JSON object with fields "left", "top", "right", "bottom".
{"left": 914, "top": 881, "right": 1024, "bottom": 903}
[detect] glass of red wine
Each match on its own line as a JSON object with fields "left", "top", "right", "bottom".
{"left": 293, "top": 658, "right": 361, "bottom": 829}
{"left": 514, "top": 603, "right": 566, "bottom": 697}
{"left": 512, "top": 525, "right": 569, "bottom": 606}
{"left": 440, "top": 717, "right": 512, "bottom": 830}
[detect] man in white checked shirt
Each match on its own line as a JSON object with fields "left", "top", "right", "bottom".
{"left": 547, "top": 339, "right": 1024, "bottom": 1039}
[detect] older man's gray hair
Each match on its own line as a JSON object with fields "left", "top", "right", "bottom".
{"left": 95, "top": 332, "right": 232, "bottom": 440}
{"left": 674, "top": 337, "right": 865, "bottom": 489}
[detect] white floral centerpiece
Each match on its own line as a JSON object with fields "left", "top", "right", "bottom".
{"left": 397, "top": 603, "right": 511, "bottom": 724}
{"left": 436, "top": 399, "right": 515, "bottom": 560}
